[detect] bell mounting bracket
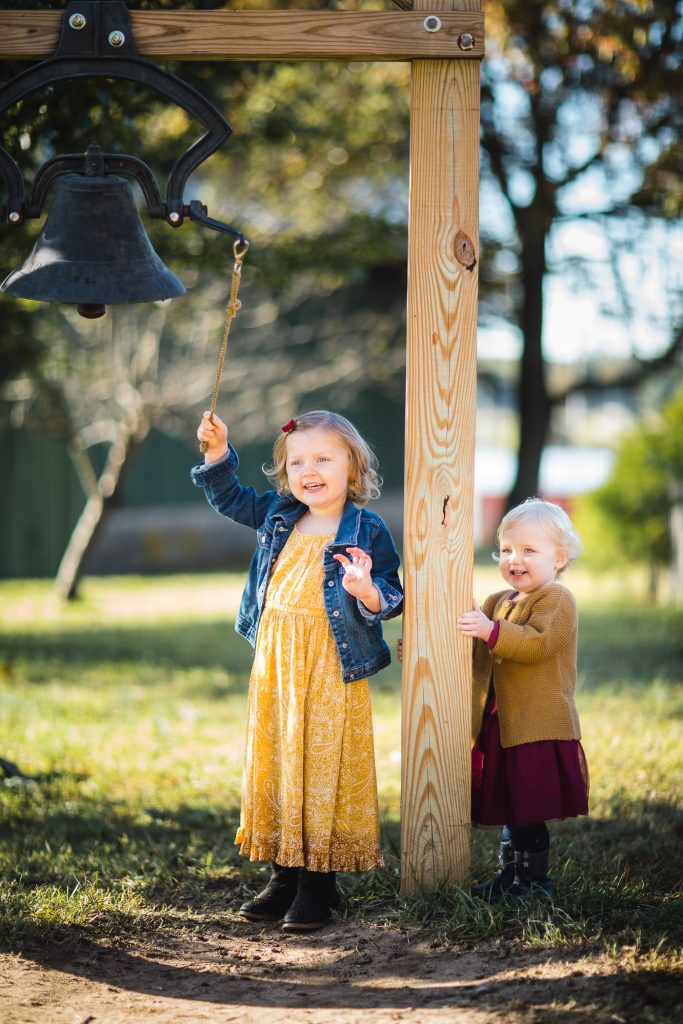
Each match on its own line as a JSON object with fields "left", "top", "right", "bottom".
{"left": 0, "top": 0, "right": 246, "bottom": 243}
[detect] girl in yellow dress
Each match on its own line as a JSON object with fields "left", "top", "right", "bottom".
{"left": 193, "top": 410, "right": 403, "bottom": 931}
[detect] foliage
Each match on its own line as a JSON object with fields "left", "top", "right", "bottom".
{"left": 0, "top": 569, "right": 682, "bottom": 957}
{"left": 480, "top": 0, "right": 683, "bottom": 505}
{"left": 577, "top": 384, "right": 683, "bottom": 572}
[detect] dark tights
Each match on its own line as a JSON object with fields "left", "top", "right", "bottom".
{"left": 504, "top": 823, "right": 549, "bottom": 853}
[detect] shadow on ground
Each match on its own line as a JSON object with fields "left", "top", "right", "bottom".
{"left": 0, "top": 621, "right": 253, "bottom": 674}
{"left": 11, "top": 929, "right": 681, "bottom": 1022}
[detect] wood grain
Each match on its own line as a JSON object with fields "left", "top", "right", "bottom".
{"left": 0, "top": 11, "right": 484, "bottom": 61}
{"left": 401, "top": 0, "right": 479, "bottom": 893}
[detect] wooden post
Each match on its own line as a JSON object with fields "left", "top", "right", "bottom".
{"left": 401, "top": 0, "right": 480, "bottom": 893}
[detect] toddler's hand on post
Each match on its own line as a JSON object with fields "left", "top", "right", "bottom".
{"left": 333, "top": 547, "right": 380, "bottom": 612}
{"left": 197, "top": 411, "right": 229, "bottom": 464}
{"left": 457, "top": 600, "right": 494, "bottom": 641}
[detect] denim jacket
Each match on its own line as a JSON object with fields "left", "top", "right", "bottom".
{"left": 191, "top": 444, "right": 403, "bottom": 682}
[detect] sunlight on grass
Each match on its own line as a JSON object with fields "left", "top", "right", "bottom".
{"left": 1, "top": 572, "right": 681, "bottom": 955}
{"left": 0, "top": 574, "right": 246, "bottom": 630}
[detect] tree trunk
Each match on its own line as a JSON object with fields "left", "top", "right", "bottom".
{"left": 507, "top": 210, "right": 551, "bottom": 510}
{"left": 54, "top": 425, "right": 147, "bottom": 600}
{"left": 55, "top": 491, "right": 107, "bottom": 601}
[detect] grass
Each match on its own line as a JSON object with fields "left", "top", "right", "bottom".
{"left": 0, "top": 568, "right": 681, "bottom": 962}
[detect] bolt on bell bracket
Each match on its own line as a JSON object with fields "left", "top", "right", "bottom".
{"left": 0, "top": 0, "right": 247, "bottom": 245}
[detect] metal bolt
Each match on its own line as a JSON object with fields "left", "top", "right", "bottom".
{"left": 458, "top": 33, "right": 475, "bottom": 50}
{"left": 108, "top": 30, "right": 125, "bottom": 48}
{"left": 423, "top": 16, "right": 442, "bottom": 33}
{"left": 168, "top": 211, "right": 181, "bottom": 224}
{"left": 68, "top": 13, "right": 86, "bottom": 30}
{"left": 8, "top": 211, "right": 21, "bottom": 223}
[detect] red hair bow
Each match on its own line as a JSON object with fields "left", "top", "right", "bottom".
{"left": 281, "top": 418, "right": 296, "bottom": 433}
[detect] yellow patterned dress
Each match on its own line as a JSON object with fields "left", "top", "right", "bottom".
{"left": 235, "top": 527, "right": 384, "bottom": 872}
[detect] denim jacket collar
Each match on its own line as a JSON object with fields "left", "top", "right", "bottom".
{"left": 272, "top": 497, "right": 362, "bottom": 547}
{"left": 332, "top": 501, "right": 362, "bottom": 547}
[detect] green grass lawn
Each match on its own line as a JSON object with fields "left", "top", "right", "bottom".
{"left": 0, "top": 569, "right": 681, "bottom": 961}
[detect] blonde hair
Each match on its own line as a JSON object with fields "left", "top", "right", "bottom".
{"left": 263, "top": 410, "right": 382, "bottom": 505}
{"left": 497, "top": 497, "right": 583, "bottom": 571}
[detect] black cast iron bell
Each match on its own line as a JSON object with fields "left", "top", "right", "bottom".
{"left": 1, "top": 172, "right": 186, "bottom": 319}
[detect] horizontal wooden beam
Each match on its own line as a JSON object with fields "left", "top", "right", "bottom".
{"left": 0, "top": 10, "right": 483, "bottom": 62}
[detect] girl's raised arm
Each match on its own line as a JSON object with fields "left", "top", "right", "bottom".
{"left": 191, "top": 431, "right": 279, "bottom": 530}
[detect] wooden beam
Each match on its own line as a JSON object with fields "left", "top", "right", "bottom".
{"left": 401, "top": 0, "right": 478, "bottom": 894}
{"left": 0, "top": 10, "right": 483, "bottom": 62}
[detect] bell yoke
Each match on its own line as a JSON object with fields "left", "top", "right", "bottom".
{"left": 0, "top": 0, "right": 247, "bottom": 318}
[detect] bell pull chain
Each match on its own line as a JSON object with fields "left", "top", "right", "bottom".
{"left": 199, "top": 237, "right": 250, "bottom": 454}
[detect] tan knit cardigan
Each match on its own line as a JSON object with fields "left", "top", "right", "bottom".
{"left": 472, "top": 583, "right": 581, "bottom": 749}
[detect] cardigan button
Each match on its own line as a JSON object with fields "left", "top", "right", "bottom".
{"left": 342, "top": 642, "right": 348, "bottom": 649}
{"left": 328, "top": 580, "right": 334, "bottom": 587}
{"left": 279, "top": 526, "right": 286, "bottom": 532}
{"left": 333, "top": 610, "right": 340, "bottom": 617}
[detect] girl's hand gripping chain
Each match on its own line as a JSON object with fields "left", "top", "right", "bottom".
{"left": 333, "top": 547, "right": 381, "bottom": 613}
{"left": 457, "top": 600, "right": 494, "bottom": 642}
{"left": 197, "top": 412, "right": 229, "bottom": 464}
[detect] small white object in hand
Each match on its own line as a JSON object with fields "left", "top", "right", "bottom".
{"left": 344, "top": 565, "right": 364, "bottom": 580}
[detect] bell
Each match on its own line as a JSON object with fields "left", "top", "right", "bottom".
{"left": 1, "top": 174, "right": 186, "bottom": 319}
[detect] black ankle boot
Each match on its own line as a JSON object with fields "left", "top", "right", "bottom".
{"left": 239, "top": 863, "right": 300, "bottom": 921}
{"left": 472, "top": 827, "right": 515, "bottom": 901}
{"left": 509, "top": 848, "right": 553, "bottom": 898}
{"left": 281, "top": 869, "right": 341, "bottom": 932}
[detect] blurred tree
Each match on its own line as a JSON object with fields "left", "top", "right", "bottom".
{"left": 480, "top": 0, "right": 683, "bottom": 507}
{"left": 579, "top": 384, "right": 683, "bottom": 599}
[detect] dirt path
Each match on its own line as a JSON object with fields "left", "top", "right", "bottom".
{"left": 2, "top": 917, "right": 678, "bottom": 1024}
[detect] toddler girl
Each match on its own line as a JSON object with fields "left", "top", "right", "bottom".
{"left": 457, "top": 498, "right": 588, "bottom": 899}
{"left": 193, "top": 410, "right": 402, "bottom": 930}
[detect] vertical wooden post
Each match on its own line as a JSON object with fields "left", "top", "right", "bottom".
{"left": 401, "top": 0, "right": 480, "bottom": 893}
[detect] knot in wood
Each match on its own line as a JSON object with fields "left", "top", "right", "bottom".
{"left": 454, "top": 231, "right": 476, "bottom": 271}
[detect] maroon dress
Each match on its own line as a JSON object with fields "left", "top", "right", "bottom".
{"left": 472, "top": 621, "right": 589, "bottom": 829}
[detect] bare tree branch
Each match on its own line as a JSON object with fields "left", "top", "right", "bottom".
{"left": 551, "top": 321, "right": 683, "bottom": 405}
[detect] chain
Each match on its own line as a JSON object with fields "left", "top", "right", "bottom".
{"left": 199, "top": 237, "right": 250, "bottom": 453}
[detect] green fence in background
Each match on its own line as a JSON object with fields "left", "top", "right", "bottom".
{"left": 0, "top": 430, "right": 207, "bottom": 578}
